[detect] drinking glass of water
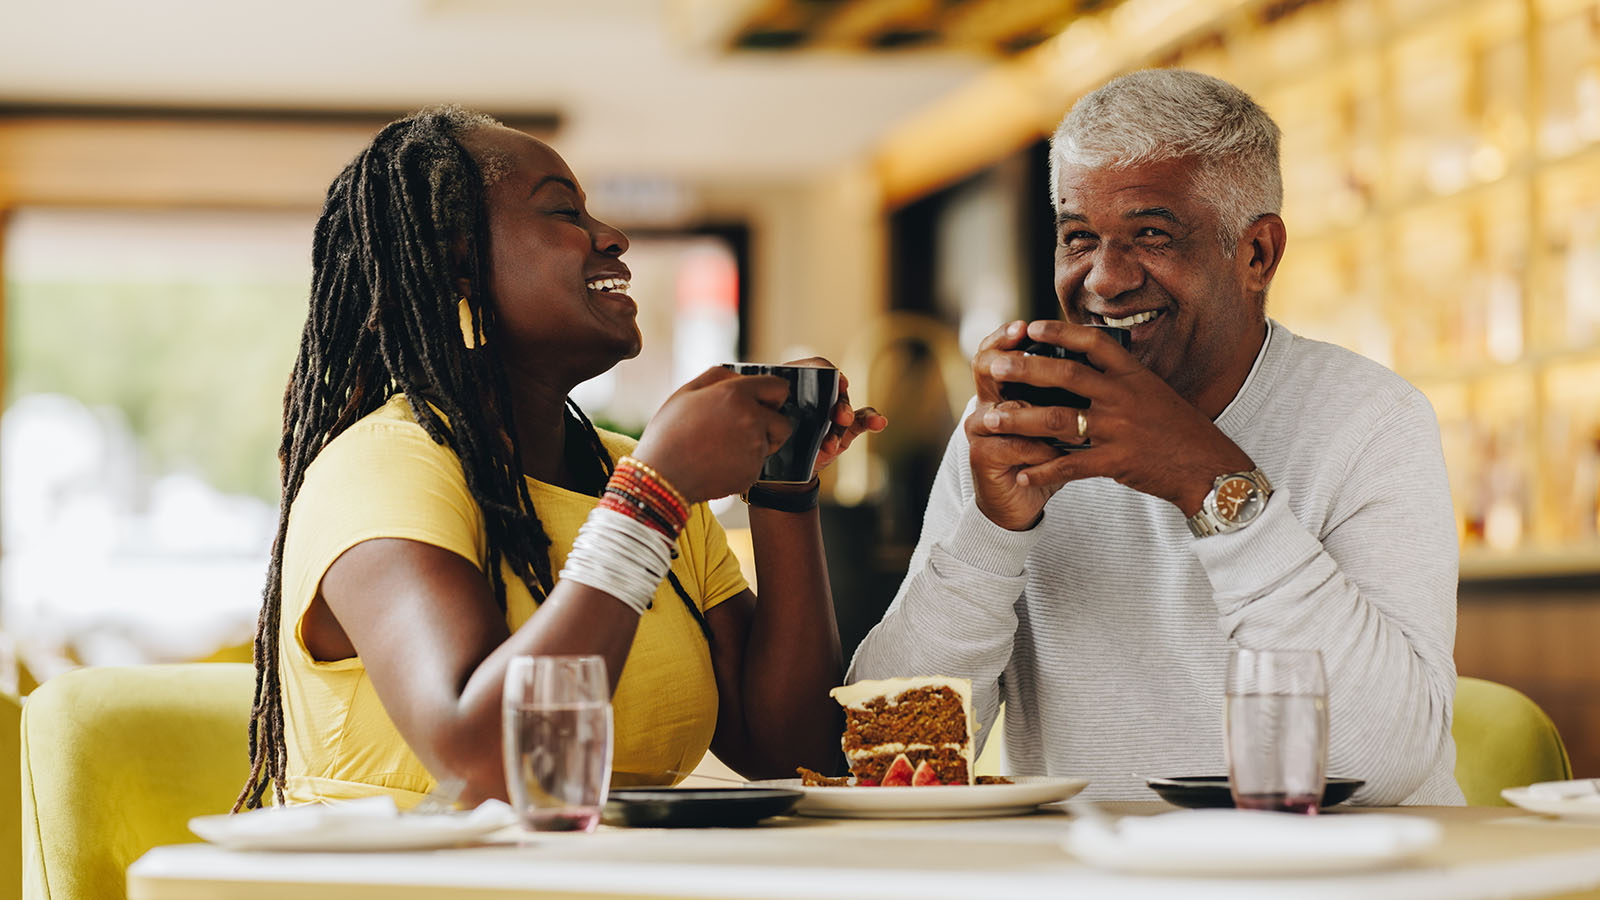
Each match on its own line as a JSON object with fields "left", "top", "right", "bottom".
{"left": 502, "top": 654, "right": 613, "bottom": 832}
{"left": 1225, "top": 648, "right": 1327, "bottom": 814}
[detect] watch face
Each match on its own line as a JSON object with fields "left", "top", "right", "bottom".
{"left": 1214, "top": 476, "right": 1263, "bottom": 524}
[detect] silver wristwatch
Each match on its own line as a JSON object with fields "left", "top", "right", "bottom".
{"left": 1186, "top": 468, "right": 1274, "bottom": 538}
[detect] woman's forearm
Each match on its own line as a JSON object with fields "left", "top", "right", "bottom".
{"left": 737, "top": 504, "right": 845, "bottom": 773}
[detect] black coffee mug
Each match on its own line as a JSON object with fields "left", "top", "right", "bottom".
{"left": 721, "top": 363, "right": 841, "bottom": 483}
{"left": 998, "top": 324, "right": 1130, "bottom": 409}
{"left": 998, "top": 324, "right": 1129, "bottom": 451}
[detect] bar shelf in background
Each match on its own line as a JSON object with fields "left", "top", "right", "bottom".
{"left": 1175, "top": 0, "right": 1600, "bottom": 576}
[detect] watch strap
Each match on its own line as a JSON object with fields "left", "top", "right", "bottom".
{"left": 741, "top": 478, "right": 821, "bottom": 513}
{"left": 1186, "top": 468, "right": 1272, "bottom": 538}
{"left": 1186, "top": 509, "right": 1222, "bottom": 539}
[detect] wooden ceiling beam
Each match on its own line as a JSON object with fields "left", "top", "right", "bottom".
{"left": 874, "top": 0, "right": 1256, "bottom": 205}
{"left": 726, "top": 0, "right": 1096, "bottom": 54}
{"left": 728, "top": 0, "right": 826, "bottom": 49}
{"left": 942, "top": 0, "right": 1077, "bottom": 50}
{"left": 813, "top": 0, "right": 940, "bottom": 49}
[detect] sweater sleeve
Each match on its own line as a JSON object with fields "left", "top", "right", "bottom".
{"left": 846, "top": 416, "right": 1040, "bottom": 749}
{"left": 1193, "top": 389, "right": 1460, "bottom": 805}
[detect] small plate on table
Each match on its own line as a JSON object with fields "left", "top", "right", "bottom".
{"left": 750, "top": 775, "right": 1089, "bottom": 819}
{"left": 189, "top": 797, "right": 517, "bottom": 851}
{"left": 602, "top": 788, "right": 803, "bottom": 828}
{"left": 1146, "top": 776, "right": 1365, "bottom": 810}
{"left": 1502, "top": 783, "right": 1600, "bottom": 823}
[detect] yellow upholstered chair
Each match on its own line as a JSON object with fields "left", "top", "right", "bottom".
{"left": 4, "top": 689, "right": 24, "bottom": 900}
{"left": 1452, "top": 676, "right": 1573, "bottom": 806}
{"left": 20, "top": 663, "right": 253, "bottom": 900}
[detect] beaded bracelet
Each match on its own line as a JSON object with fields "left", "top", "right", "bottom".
{"left": 610, "top": 468, "right": 685, "bottom": 521}
{"left": 600, "top": 455, "right": 689, "bottom": 541}
{"left": 617, "top": 456, "right": 688, "bottom": 515}
{"left": 604, "top": 480, "right": 686, "bottom": 538}
{"left": 599, "top": 490, "right": 680, "bottom": 541}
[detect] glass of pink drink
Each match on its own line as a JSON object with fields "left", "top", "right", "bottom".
{"left": 502, "top": 655, "right": 613, "bottom": 832}
{"left": 1225, "top": 648, "right": 1328, "bottom": 814}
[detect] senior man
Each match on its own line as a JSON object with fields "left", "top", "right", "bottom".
{"left": 850, "top": 69, "right": 1462, "bottom": 805}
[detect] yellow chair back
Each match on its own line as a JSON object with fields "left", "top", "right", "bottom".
{"left": 4, "top": 689, "right": 23, "bottom": 900}
{"left": 21, "top": 663, "right": 253, "bottom": 900}
{"left": 1453, "top": 676, "right": 1573, "bottom": 806}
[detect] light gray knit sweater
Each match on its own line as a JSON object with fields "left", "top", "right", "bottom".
{"left": 849, "top": 320, "right": 1464, "bottom": 805}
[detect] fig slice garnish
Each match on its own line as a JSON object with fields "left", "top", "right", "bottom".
{"left": 880, "top": 753, "right": 915, "bottom": 787}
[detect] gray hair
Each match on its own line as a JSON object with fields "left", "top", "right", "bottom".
{"left": 425, "top": 104, "right": 515, "bottom": 186}
{"left": 1050, "top": 69, "right": 1282, "bottom": 255}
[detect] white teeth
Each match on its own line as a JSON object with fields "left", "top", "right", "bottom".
{"left": 585, "top": 278, "right": 630, "bottom": 293}
{"left": 1102, "top": 310, "right": 1158, "bottom": 328}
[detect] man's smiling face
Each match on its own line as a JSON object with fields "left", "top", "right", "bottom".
{"left": 1053, "top": 155, "right": 1264, "bottom": 407}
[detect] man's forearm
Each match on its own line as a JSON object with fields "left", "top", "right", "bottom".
{"left": 1196, "top": 396, "right": 1460, "bottom": 804}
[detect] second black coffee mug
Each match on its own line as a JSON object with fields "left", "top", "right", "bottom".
{"left": 999, "top": 324, "right": 1131, "bottom": 409}
{"left": 721, "top": 363, "right": 841, "bottom": 483}
{"left": 998, "top": 324, "right": 1130, "bottom": 452}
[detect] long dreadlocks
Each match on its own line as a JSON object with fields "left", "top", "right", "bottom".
{"left": 235, "top": 107, "right": 627, "bottom": 810}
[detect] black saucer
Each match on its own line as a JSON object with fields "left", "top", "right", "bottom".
{"left": 602, "top": 787, "right": 802, "bottom": 828}
{"left": 1145, "top": 776, "right": 1366, "bottom": 810}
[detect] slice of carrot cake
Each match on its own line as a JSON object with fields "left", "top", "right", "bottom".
{"left": 828, "top": 677, "right": 976, "bottom": 786}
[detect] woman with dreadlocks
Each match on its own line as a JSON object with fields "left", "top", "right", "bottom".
{"left": 236, "top": 107, "right": 884, "bottom": 810}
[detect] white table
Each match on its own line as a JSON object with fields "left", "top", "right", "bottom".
{"left": 127, "top": 803, "right": 1600, "bottom": 900}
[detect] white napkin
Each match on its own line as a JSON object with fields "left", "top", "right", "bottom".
{"left": 1064, "top": 809, "right": 1442, "bottom": 875}
{"left": 189, "top": 796, "right": 518, "bottom": 849}
{"left": 1525, "top": 779, "right": 1600, "bottom": 803}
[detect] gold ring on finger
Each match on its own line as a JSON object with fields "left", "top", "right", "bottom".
{"left": 1076, "top": 409, "right": 1089, "bottom": 441}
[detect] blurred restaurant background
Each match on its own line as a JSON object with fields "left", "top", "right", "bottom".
{"left": 2, "top": 0, "right": 1599, "bottom": 776}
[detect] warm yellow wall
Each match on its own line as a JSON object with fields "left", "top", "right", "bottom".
{"left": 701, "top": 161, "right": 888, "bottom": 365}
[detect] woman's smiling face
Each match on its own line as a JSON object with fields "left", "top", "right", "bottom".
{"left": 463, "top": 126, "right": 639, "bottom": 383}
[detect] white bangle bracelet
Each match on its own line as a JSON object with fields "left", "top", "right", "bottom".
{"left": 559, "top": 506, "right": 676, "bottom": 614}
